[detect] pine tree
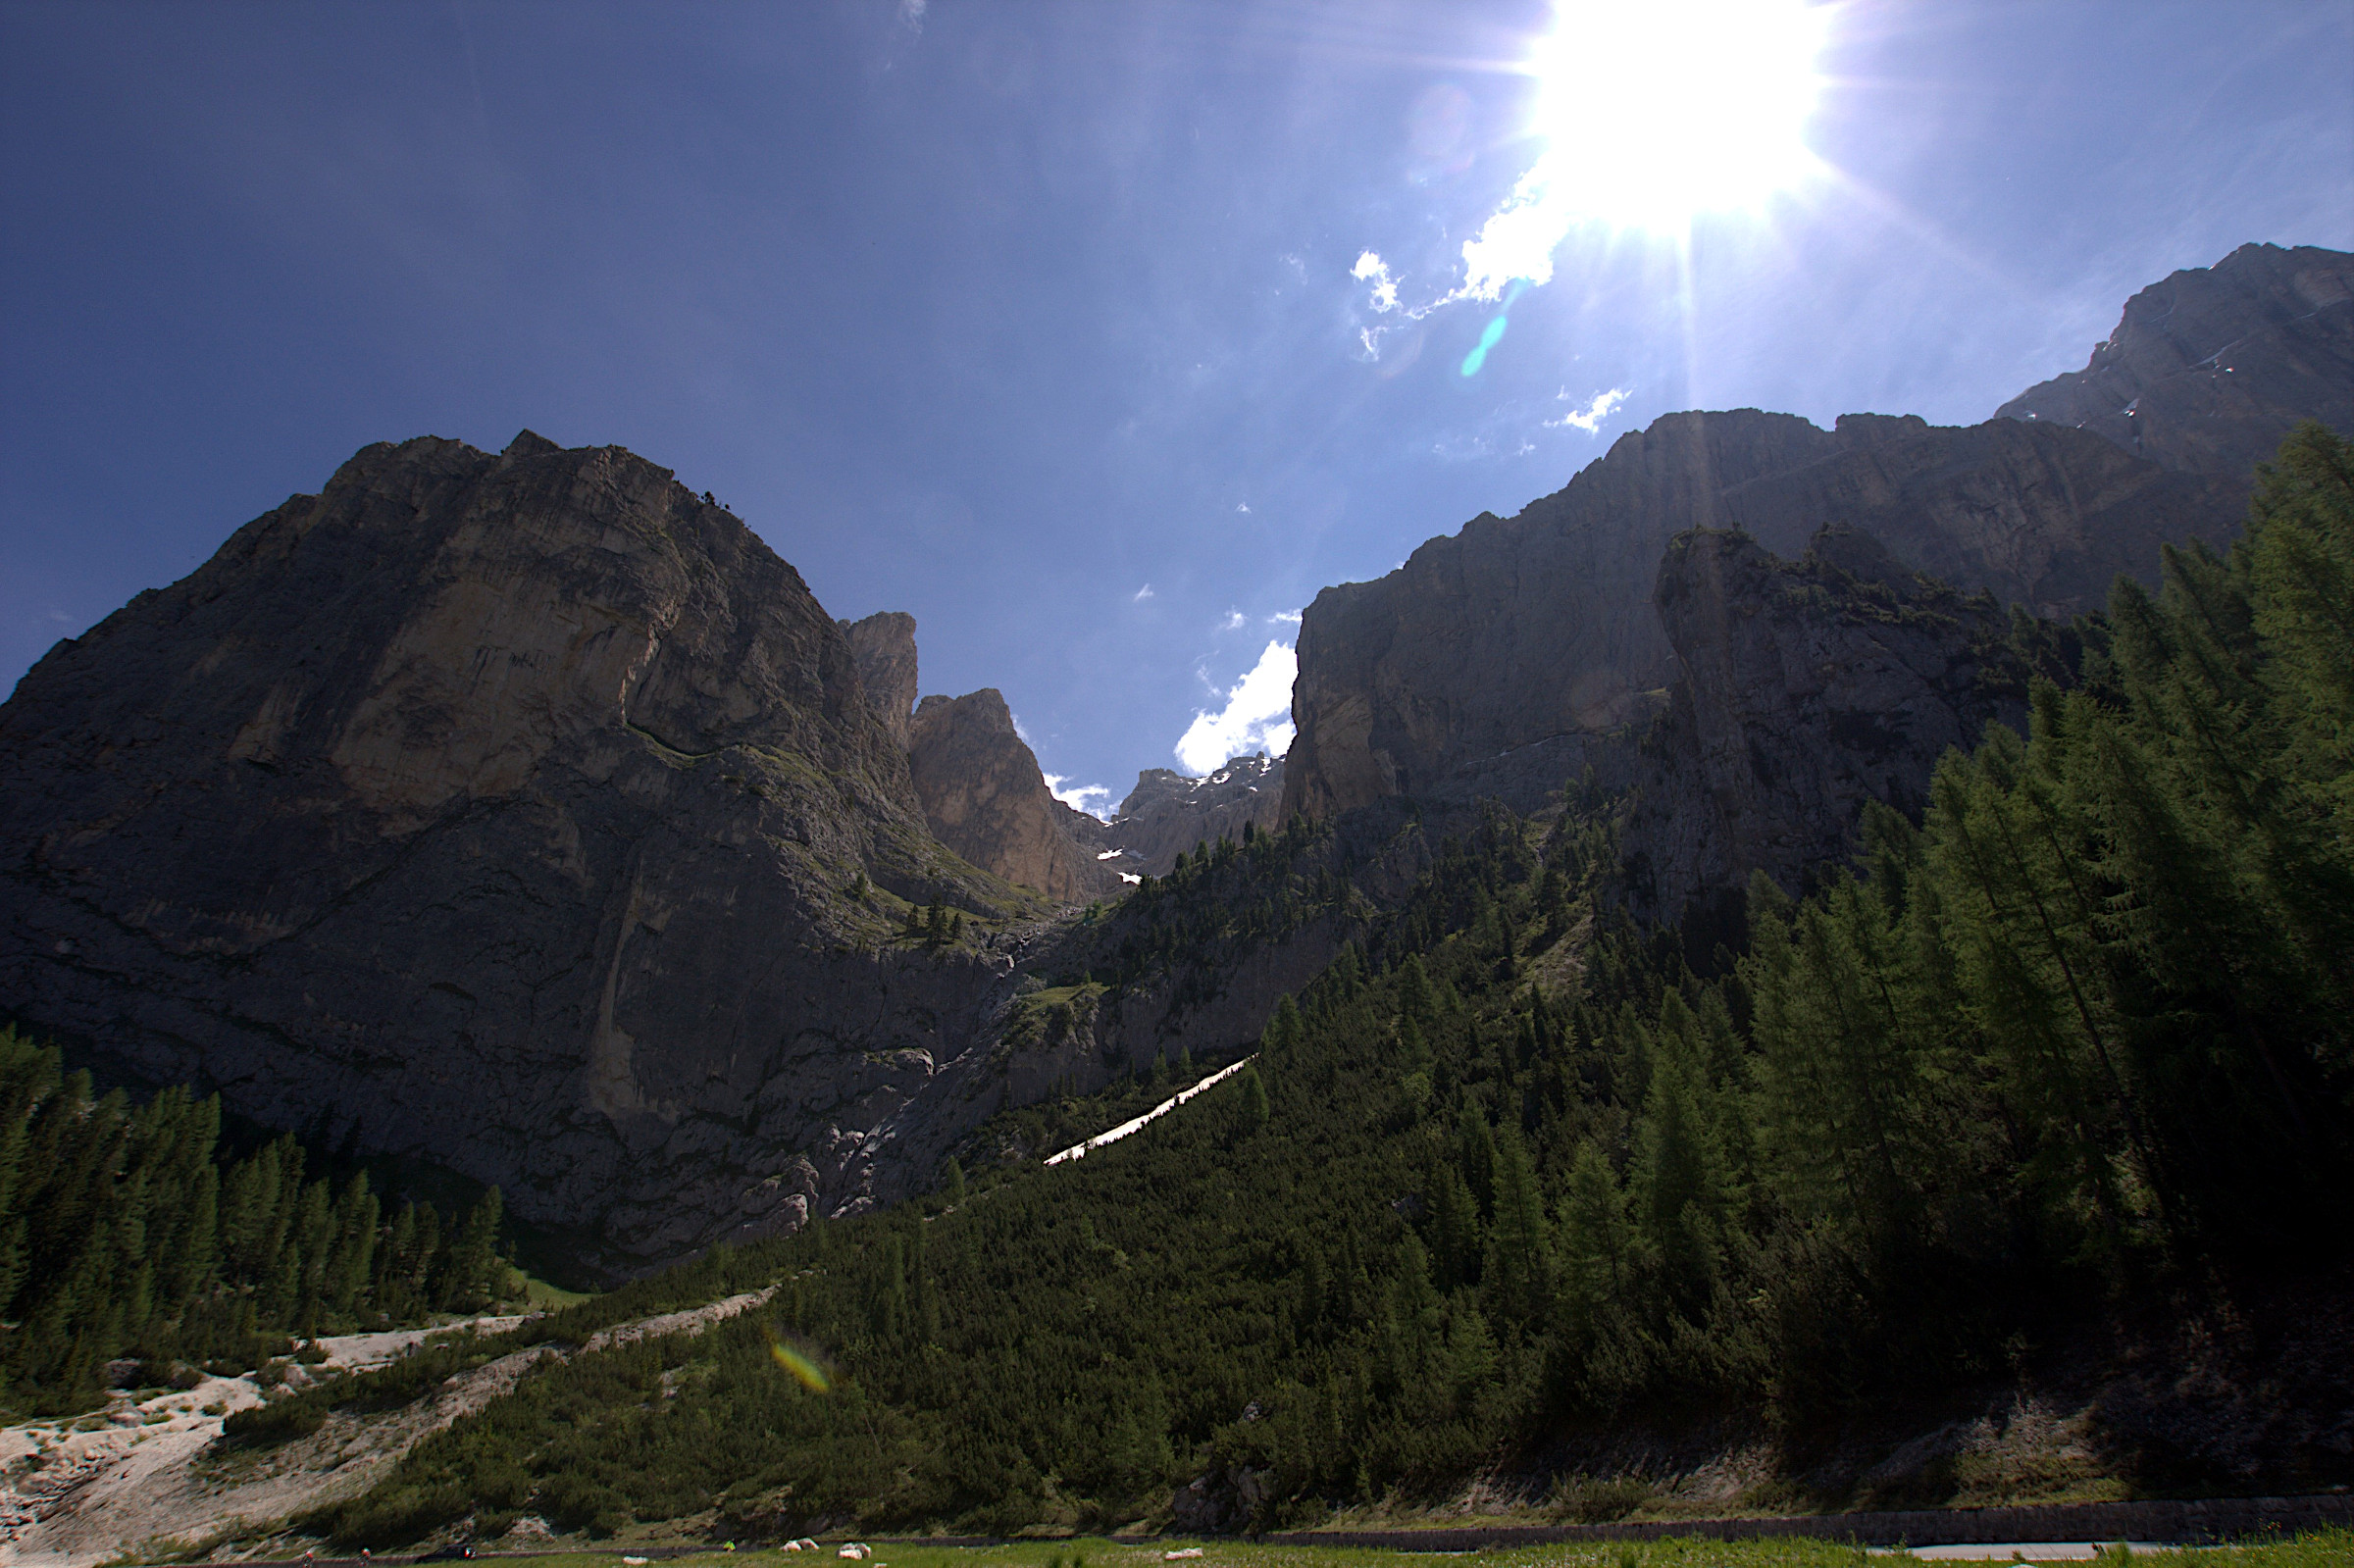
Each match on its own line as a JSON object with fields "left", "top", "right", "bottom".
{"left": 1482, "top": 1123, "right": 1551, "bottom": 1325}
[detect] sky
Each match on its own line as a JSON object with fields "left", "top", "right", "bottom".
{"left": 4, "top": 1, "right": 2350, "bottom": 814}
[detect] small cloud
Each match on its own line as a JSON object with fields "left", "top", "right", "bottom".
{"left": 1174, "top": 640, "right": 1297, "bottom": 774}
{"left": 1222, "top": 610, "right": 1246, "bottom": 631}
{"left": 1546, "top": 386, "right": 1631, "bottom": 434}
{"left": 1011, "top": 712, "right": 1033, "bottom": 743}
{"left": 1268, "top": 609, "right": 1302, "bottom": 625}
{"left": 1044, "top": 773, "right": 1115, "bottom": 820}
{"left": 1236, "top": 502, "right": 1251, "bottom": 513}
{"left": 897, "top": 0, "right": 927, "bottom": 30}
{"left": 1352, "top": 250, "right": 1400, "bottom": 313}
{"left": 1132, "top": 583, "right": 1155, "bottom": 601}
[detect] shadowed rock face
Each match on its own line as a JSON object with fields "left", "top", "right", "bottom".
{"left": 0, "top": 431, "right": 1060, "bottom": 1270}
{"left": 1999, "top": 243, "right": 2354, "bottom": 481}
{"left": 1620, "top": 527, "right": 2040, "bottom": 920}
{"left": 906, "top": 688, "right": 1124, "bottom": 904}
{"left": 1102, "top": 754, "right": 1285, "bottom": 878}
{"left": 1282, "top": 408, "right": 2234, "bottom": 825}
{"left": 842, "top": 611, "right": 919, "bottom": 748}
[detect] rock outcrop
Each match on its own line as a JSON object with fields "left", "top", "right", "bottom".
{"left": 1620, "top": 527, "right": 2045, "bottom": 920}
{"left": 1100, "top": 753, "right": 1285, "bottom": 878}
{"left": 1999, "top": 243, "right": 2354, "bottom": 481}
{"left": 0, "top": 431, "right": 1092, "bottom": 1269}
{"left": 841, "top": 610, "right": 919, "bottom": 748}
{"left": 1283, "top": 408, "right": 2234, "bottom": 825}
{"left": 906, "top": 688, "right": 1125, "bottom": 904}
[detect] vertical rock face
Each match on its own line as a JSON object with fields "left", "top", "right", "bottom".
{"left": 1281, "top": 407, "right": 2234, "bottom": 824}
{"left": 1620, "top": 527, "right": 2041, "bottom": 919}
{"left": 1100, "top": 754, "right": 1285, "bottom": 877}
{"left": 841, "top": 611, "right": 919, "bottom": 748}
{"left": 1998, "top": 243, "right": 2354, "bottom": 480}
{"left": 906, "top": 689, "right": 1123, "bottom": 903}
{"left": 0, "top": 431, "right": 1049, "bottom": 1268}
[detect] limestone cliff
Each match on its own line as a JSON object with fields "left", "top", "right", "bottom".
{"left": 1283, "top": 408, "right": 2231, "bottom": 824}
{"left": 906, "top": 688, "right": 1125, "bottom": 904}
{"left": 841, "top": 610, "right": 919, "bottom": 748}
{"left": 0, "top": 431, "right": 1077, "bottom": 1269}
{"left": 1100, "top": 754, "right": 1285, "bottom": 878}
{"left": 1620, "top": 527, "right": 2047, "bottom": 920}
{"left": 1999, "top": 242, "right": 2354, "bottom": 480}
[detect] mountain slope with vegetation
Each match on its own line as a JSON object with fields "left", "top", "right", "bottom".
{"left": 206, "top": 428, "right": 2350, "bottom": 1547}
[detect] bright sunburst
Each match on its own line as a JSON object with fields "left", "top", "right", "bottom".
{"left": 1453, "top": 0, "right": 1828, "bottom": 295}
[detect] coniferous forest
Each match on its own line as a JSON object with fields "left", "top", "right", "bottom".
{"left": 0, "top": 1030, "right": 513, "bottom": 1413}
{"left": 8, "top": 428, "right": 2352, "bottom": 1539}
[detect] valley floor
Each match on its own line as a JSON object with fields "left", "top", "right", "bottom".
{"left": 76, "top": 1530, "right": 2354, "bottom": 1566}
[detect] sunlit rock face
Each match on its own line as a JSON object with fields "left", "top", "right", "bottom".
{"left": 841, "top": 610, "right": 919, "bottom": 749}
{"left": 0, "top": 430, "right": 1053, "bottom": 1271}
{"left": 1999, "top": 242, "right": 2354, "bottom": 481}
{"left": 906, "top": 688, "right": 1125, "bottom": 904}
{"left": 1281, "top": 407, "right": 2235, "bottom": 824}
{"left": 1100, "top": 754, "right": 1285, "bottom": 879}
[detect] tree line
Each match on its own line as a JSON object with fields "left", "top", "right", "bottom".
{"left": 0, "top": 1031, "right": 512, "bottom": 1413}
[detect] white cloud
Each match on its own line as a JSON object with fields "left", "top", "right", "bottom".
{"left": 1174, "top": 640, "right": 1297, "bottom": 774}
{"left": 1044, "top": 773, "right": 1115, "bottom": 820}
{"left": 1352, "top": 251, "right": 1400, "bottom": 313}
{"left": 1132, "top": 583, "right": 1155, "bottom": 601}
{"left": 1547, "top": 386, "right": 1631, "bottom": 433}
{"left": 1236, "top": 502, "right": 1251, "bottom": 513}
{"left": 1011, "top": 712, "right": 1032, "bottom": 742}
{"left": 897, "top": 0, "right": 927, "bottom": 30}
{"left": 1221, "top": 610, "right": 1246, "bottom": 631}
{"left": 1268, "top": 609, "right": 1302, "bottom": 625}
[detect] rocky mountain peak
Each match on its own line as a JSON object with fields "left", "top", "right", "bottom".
{"left": 1102, "top": 753, "right": 1285, "bottom": 878}
{"left": 1997, "top": 242, "right": 2354, "bottom": 478}
{"left": 842, "top": 610, "right": 919, "bottom": 748}
{"left": 0, "top": 431, "right": 1049, "bottom": 1267}
{"left": 905, "top": 688, "right": 1123, "bottom": 904}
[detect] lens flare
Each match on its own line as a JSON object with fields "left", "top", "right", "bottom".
{"left": 1459, "top": 314, "right": 1509, "bottom": 377}
{"left": 764, "top": 1326, "right": 833, "bottom": 1393}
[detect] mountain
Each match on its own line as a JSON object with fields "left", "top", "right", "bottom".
{"left": 1284, "top": 411, "right": 2236, "bottom": 830}
{"left": 1100, "top": 753, "right": 1286, "bottom": 879}
{"left": 0, "top": 432, "right": 1145, "bottom": 1269}
{"left": 1998, "top": 242, "right": 2354, "bottom": 481}
{"left": 1284, "top": 244, "right": 2353, "bottom": 918}
{"left": 841, "top": 610, "right": 920, "bottom": 748}
{"left": 905, "top": 687, "right": 1126, "bottom": 903}
{"left": 1616, "top": 526, "right": 2062, "bottom": 924}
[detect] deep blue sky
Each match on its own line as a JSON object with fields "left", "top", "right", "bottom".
{"left": 5, "top": 1, "right": 2350, "bottom": 810}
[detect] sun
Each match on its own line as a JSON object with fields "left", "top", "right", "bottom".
{"left": 1523, "top": 0, "right": 1828, "bottom": 234}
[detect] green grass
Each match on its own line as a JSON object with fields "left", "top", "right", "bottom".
{"left": 508, "top": 1266, "right": 595, "bottom": 1310}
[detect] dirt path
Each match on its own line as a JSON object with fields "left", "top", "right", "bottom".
{"left": 0, "top": 1292, "right": 774, "bottom": 1568}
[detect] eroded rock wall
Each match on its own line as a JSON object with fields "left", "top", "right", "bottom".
{"left": 1281, "top": 407, "right": 2231, "bottom": 828}
{"left": 1619, "top": 527, "right": 2040, "bottom": 920}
